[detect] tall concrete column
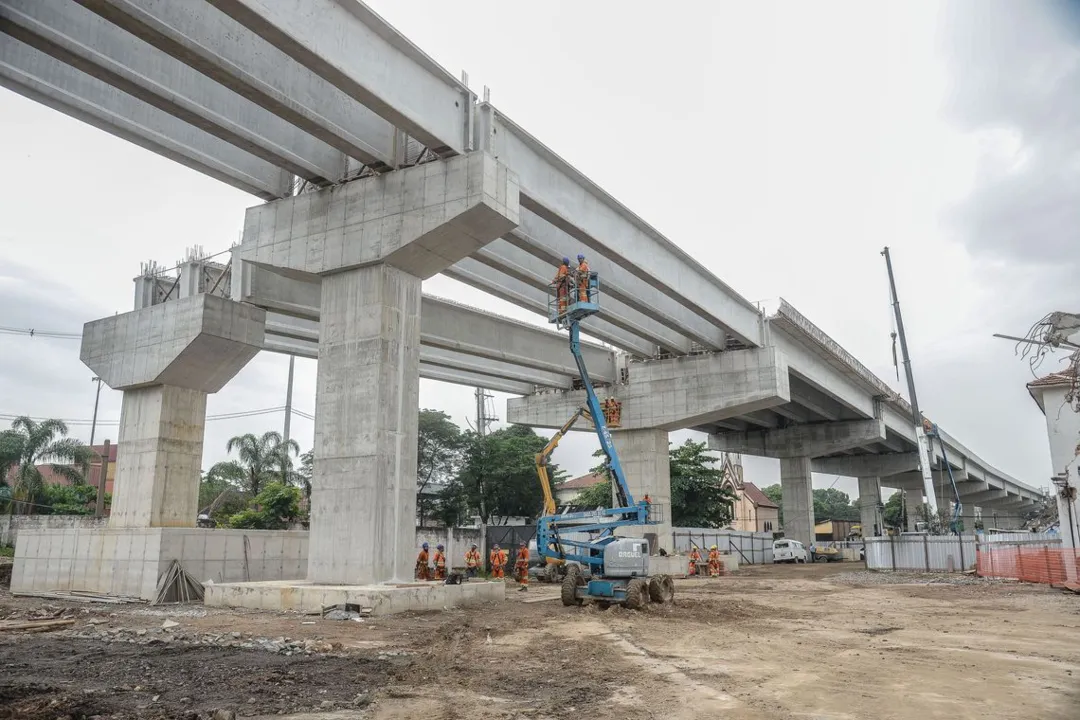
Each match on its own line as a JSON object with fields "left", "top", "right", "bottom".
{"left": 904, "top": 491, "right": 923, "bottom": 532}
{"left": 780, "top": 456, "right": 814, "bottom": 547}
{"left": 612, "top": 428, "right": 671, "bottom": 552}
{"left": 110, "top": 385, "right": 207, "bottom": 528}
{"left": 308, "top": 264, "right": 422, "bottom": 584}
{"left": 857, "top": 476, "right": 882, "bottom": 538}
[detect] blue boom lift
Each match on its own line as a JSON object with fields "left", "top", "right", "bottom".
{"left": 535, "top": 270, "right": 675, "bottom": 610}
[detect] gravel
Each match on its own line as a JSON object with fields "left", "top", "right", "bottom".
{"left": 830, "top": 570, "right": 1019, "bottom": 586}
{"left": 60, "top": 623, "right": 345, "bottom": 656}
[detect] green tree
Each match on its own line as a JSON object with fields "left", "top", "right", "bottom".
{"left": 455, "top": 425, "right": 549, "bottom": 524}
{"left": 227, "top": 482, "right": 301, "bottom": 530}
{"left": 813, "top": 488, "right": 860, "bottom": 522}
{"left": 211, "top": 431, "right": 299, "bottom": 497}
{"left": 669, "top": 439, "right": 736, "bottom": 528}
{"left": 432, "top": 477, "right": 470, "bottom": 527}
{"left": 573, "top": 476, "right": 612, "bottom": 508}
{"left": 761, "top": 484, "right": 783, "bottom": 524}
{"left": 298, "top": 449, "right": 314, "bottom": 501}
{"left": 882, "top": 491, "right": 906, "bottom": 530}
{"left": 0, "top": 418, "right": 93, "bottom": 514}
{"left": 416, "top": 410, "right": 465, "bottom": 525}
{"left": 38, "top": 484, "right": 96, "bottom": 515}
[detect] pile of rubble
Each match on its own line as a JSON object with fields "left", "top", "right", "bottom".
{"left": 65, "top": 619, "right": 345, "bottom": 655}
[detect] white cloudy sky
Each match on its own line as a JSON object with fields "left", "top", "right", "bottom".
{"left": 0, "top": 0, "right": 1074, "bottom": 501}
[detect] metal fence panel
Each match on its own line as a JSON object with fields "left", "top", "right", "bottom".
{"left": 672, "top": 528, "right": 775, "bottom": 564}
{"left": 865, "top": 535, "right": 978, "bottom": 572}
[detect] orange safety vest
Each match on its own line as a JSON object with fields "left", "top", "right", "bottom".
{"left": 577, "top": 261, "right": 590, "bottom": 298}
{"left": 434, "top": 550, "right": 446, "bottom": 568}
{"left": 708, "top": 550, "right": 721, "bottom": 563}
{"left": 416, "top": 549, "right": 429, "bottom": 565}
{"left": 516, "top": 547, "right": 529, "bottom": 565}
{"left": 554, "top": 264, "right": 570, "bottom": 288}
{"left": 490, "top": 549, "right": 507, "bottom": 567}
{"left": 465, "top": 549, "right": 481, "bottom": 568}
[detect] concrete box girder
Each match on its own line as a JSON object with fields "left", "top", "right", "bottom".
{"left": 209, "top": 0, "right": 471, "bottom": 156}
{"left": 709, "top": 419, "right": 886, "bottom": 459}
{"left": 240, "top": 153, "right": 519, "bottom": 279}
{"left": 81, "top": 294, "right": 266, "bottom": 392}
{"left": 1, "top": 0, "right": 346, "bottom": 184}
{"left": 506, "top": 347, "right": 789, "bottom": 432}
{"left": 811, "top": 453, "right": 919, "bottom": 478}
{"left": 0, "top": 36, "right": 291, "bottom": 199}
{"left": 77, "top": 0, "right": 397, "bottom": 168}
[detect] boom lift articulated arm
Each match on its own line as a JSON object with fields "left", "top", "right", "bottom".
{"left": 536, "top": 407, "right": 594, "bottom": 517}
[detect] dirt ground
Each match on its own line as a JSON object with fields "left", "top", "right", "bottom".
{"left": 1, "top": 561, "right": 1078, "bottom": 720}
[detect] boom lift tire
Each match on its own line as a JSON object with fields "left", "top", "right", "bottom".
{"left": 624, "top": 578, "right": 648, "bottom": 610}
{"left": 561, "top": 564, "right": 584, "bottom": 607}
{"left": 648, "top": 575, "right": 675, "bottom": 604}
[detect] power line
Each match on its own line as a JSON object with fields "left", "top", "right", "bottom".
{"left": 0, "top": 326, "right": 82, "bottom": 340}
{"left": 0, "top": 405, "right": 322, "bottom": 428}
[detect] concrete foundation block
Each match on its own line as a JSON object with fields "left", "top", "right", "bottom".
{"left": 204, "top": 579, "right": 504, "bottom": 616}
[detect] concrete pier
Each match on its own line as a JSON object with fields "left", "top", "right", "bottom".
{"left": 780, "top": 457, "right": 814, "bottom": 547}
{"left": 858, "top": 476, "right": 882, "bottom": 538}
{"left": 309, "top": 264, "right": 421, "bottom": 584}
{"left": 612, "top": 428, "right": 672, "bottom": 552}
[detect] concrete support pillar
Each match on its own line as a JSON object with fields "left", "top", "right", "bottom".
{"left": 905, "top": 490, "right": 923, "bottom": 532}
{"left": 857, "top": 476, "right": 882, "bottom": 538}
{"left": 109, "top": 385, "right": 207, "bottom": 528}
{"left": 308, "top": 264, "right": 422, "bottom": 585}
{"left": 611, "top": 428, "right": 672, "bottom": 552}
{"left": 780, "top": 456, "right": 814, "bottom": 547}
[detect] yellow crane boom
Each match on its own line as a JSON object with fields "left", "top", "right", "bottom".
{"left": 536, "top": 407, "right": 593, "bottom": 517}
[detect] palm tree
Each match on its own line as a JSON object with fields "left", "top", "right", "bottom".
{"left": 1, "top": 417, "right": 93, "bottom": 514}
{"left": 211, "top": 431, "right": 300, "bottom": 497}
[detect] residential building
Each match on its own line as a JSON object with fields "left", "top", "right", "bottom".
{"left": 730, "top": 481, "right": 780, "bottom": 533}
{"left": 555, "top": 472, "right": 606, "bottom": 506}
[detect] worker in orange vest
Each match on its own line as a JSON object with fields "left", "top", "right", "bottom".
{"left": 433, "top": 543, "right": 447, "bottom": 581}
{"left": 489, "top": 543, "right": 507, "bottom": 579}
{"left": 415, "top": 542, "right": 431, "bottom": 581}
{"left": 575, "top": 253, "right": 590, "bottom": 302}
{"left": 464, "top": 543, "right": 481, "bottom": 579}
{"left": 688, "top": 546, "right": 702, "bottom": 576}
{"left": 553, "top": 257, "right": 571, "bottom": 315}
{"left": 707, "top": 544, "right": 722, "bottom": 578}
{"left": 514, "top": 541, "right": 530, "bottom": 591}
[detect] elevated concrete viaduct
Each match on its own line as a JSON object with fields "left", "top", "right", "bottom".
{"left": 3, "top": 0, "right": 1044, "bottom": 603}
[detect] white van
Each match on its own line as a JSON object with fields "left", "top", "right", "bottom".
{"left": 772, "top": 539, "right": 808, "bottom": 564}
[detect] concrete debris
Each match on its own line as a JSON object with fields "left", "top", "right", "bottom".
{"left": 62, "top": 623, "right": 344, "bottom": 656}
{"left": 162, "top": 619, "right": 180, "bottom": 629}
{"left": 830, "top": 571, "right": 1016, "bottom": 587}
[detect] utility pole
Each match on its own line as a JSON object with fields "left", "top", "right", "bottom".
{"left": 283, "top": 355, "right": 295, "bottom": 443}
{"left": 474, "top": 387, "right": 497, "bottom": 437}
{"left": 882, "top": 247, "right": 939, "bottom": 517}
{"left": 94, "top": 438, "right": 110, "bottom": 517}
{"left": 88, "top": 377, "right": 103, "bottom": 448}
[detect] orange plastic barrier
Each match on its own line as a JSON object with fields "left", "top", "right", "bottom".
{"left": 977, "top": 546, "right": 1080, "bottom": 585}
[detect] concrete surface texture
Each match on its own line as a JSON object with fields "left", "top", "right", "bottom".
{"left": 779, "top": 457, "right": 815, "bottom": 547}
{"left": 0, "top": 514, "right": 107, "bottom": 548}
{"left": 204, "top": 579, "right": 504, "bottom": 615}
{"left": 110, "top": 385, "right": 206, "bottom": 528}
{"left": 238, "top": 152, "right": 519, "bottom": 279}
{"left": 308, "top": 264, "right": 421, "bottom": 585}
{"left": 506, "top": 347, "right": 789, "bottom": 431}
{"left": 858, "top": 476, "right": 883, "bottom": 538}
{"left": 904, "top": 490, "right": 924, "bottom": 531}
{"left": 612, "top": 429, "right": 673, "bottom": 551}
{"left": 11, "top": 527, "right": 307, "bottom": 601}
{"left": 710, "top": 419, "right": 886, "bottom": 458}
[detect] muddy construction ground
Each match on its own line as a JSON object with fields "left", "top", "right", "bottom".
{"left": 1, "top": 562, "right": 1078, "bottom": 720}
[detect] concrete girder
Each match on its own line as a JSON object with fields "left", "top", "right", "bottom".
{"left": 472, "top": 238, "right": 694, "bottom": 354}
{"left": 233, "top": 260, "right": 613, "bottom": 382}
{"left": 443, "top": 257, "right": 657, "bottom": 357}
{"left": 476, "top": 104, "right": 764, "bottom": 348}
{"left": 956, "top": 481, "right": 992, "bottom": 495}
{"left": 811, "top": 453, "right": 919, "bottom": 478}
{"left": 76, "top": 0, "right": 397, "bottom": 169}
{"left": 507, "top": 213, "right": 729, "bottom": 350}
{"left": 787, "top": 379, "right": 845, "bottom": 421}
{"left": 709, "top": 419, "right": 886, "bottom": 459}
{"left": 506, "top": 347, "right": 790, "bottom": 432}
{"left": 1, "top": 0, "right": 346, "bottom": 184}
{"left": 0, "top": 37, "right": 291, "bottom": 200}
{"left": 262, "top": 334, "right": 539, "bottom": 396}
{"left": 963, "top": 490, "right": 1008, "bottom": 505}
{"left": 206, "top": 0, "right": 471, "bottom": 156}
{"left": 421, "top": 346, "right": 568, "bottom": 389}
{"left": 739, "top": 411, "right": 781, "bottom": 429}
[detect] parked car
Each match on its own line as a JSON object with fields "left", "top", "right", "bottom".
{"left": 772, "top": 539, "right": 808, "bottom": 564}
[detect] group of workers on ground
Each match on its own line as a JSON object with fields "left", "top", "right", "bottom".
{"left": 687, "top": 544, "right": 726, "bottom": 577}
{"left": 416, "top": 540, "right": 531, "bottom": 591}
{"left": 552, "top": 253, "right": 591, "bottom": 315}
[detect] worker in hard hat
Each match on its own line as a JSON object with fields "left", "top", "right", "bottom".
{"left": 707, "top": 544, "right": 722, "bottom": 578}
{"left": 464, "top": 543, "right": 481, "bottom": 579}
{"left": 433, "top": 543, "right": 447, "bottom": 581}
{"left": 553, "top": 257, "right": 571, "bottom": 315}
{"left": 489, "top": 543, "right": 507, "bottom": 579}
{"left": 575, "top": 253, "right": 590, "bottom": 302}
{"left": 415, "top": 542, "right": 431, "bottom": 581}
{"left": 514, "top": 541, "right": 530, "bottom": 591}
{"left": 688, "top": 545, "right": 702, "bottom": 576}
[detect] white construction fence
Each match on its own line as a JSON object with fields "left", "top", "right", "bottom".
{"left": 865, "top": 535, "right": 978, "bottom": 572}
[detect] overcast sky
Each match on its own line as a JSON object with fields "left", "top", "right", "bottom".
{"left": 0, "top": 0, "right": 1074, "bottom": 501}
